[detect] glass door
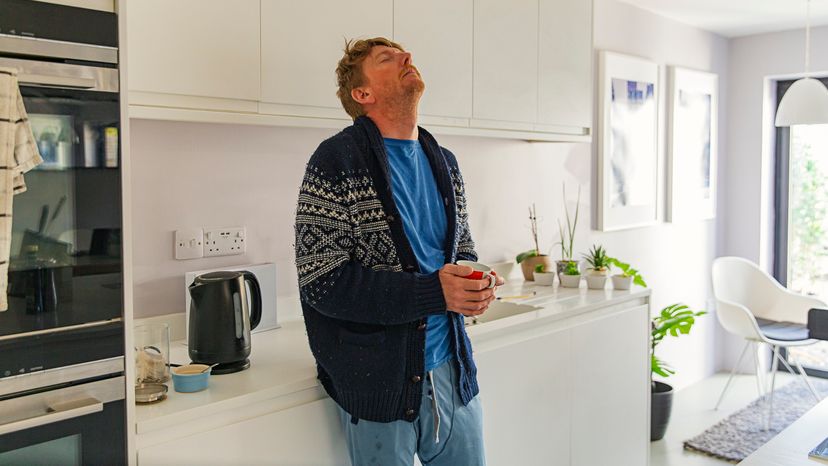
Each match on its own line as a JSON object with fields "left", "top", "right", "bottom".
{"left": 0, "top": 74, "right": 123, "bottom": 338}
{"left": 774, "top": 77, "right": 828, "bottom": 377}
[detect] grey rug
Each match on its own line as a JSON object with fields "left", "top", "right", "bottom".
{"left": 683, "top": 378, "right": 828, "bottom": 463}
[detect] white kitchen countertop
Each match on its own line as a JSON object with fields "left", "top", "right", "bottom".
{"left": 135, "top": 280, "right": 650, "bottom": 437}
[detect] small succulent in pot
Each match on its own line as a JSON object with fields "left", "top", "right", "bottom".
{"left": 582, "top": 245, "right": 610, "bottom": 290}
{"left": 533, "top": 264, "right": 556, "bottom": 286}
{"left": 582, "top": 245, "right": 610, "bottom": 276}
{"left": 607, "top": 257, "right": 648, "bottom": 290}
{"left": 559, "top": 260, "right": 582, "bottom": 288}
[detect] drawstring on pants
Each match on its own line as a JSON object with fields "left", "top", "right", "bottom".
{"left": 428, "top": 369, "right": 441, "bottom": 443}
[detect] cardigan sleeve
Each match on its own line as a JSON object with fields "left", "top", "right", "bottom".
{"left": 295, "top": 161, "right": 447, "bottom": 326}
{"left": 447, "top": 153, "right": 478, "bottom": 263}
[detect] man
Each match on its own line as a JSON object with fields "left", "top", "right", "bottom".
{"left": 294, "top": 37, "right": 502, "bottom": 465}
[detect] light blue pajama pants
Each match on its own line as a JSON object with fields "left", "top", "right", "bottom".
{"left": 337, "top": 358, "right": 486, "bottom": 466}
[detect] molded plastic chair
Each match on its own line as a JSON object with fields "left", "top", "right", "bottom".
{"left": 711, "top": 256, "right": 824, "bottom": 427}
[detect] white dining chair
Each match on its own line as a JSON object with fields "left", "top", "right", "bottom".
{"left": 711, "top": 256, "right": 824, "bottom": 428}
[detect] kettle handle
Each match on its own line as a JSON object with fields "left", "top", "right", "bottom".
{"left": 242, "top": 271, "right": 262, "bottom": 330}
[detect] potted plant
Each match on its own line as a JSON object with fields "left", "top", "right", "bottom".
{"left": 554, "top": 184, "right": 581, "bottom": 276}
{"left": 516, "top": 203, "right": 552, "bottom": 281}
{"left": 607, "top": 257, "right": 648, "bottom": 290}
{"left": 558, "top": 260, "right": 581, "bottom": 288}
{"left": 651, "top": 303, "right": 706, "bottom": 441}
{"left": 582, "top": 245, "right": 610, "bottom": 290}
{"left": 533, "top": 264, "right": 556, "bottom": 286}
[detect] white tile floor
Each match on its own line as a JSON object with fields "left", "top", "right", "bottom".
{"left": 650, "top": 372, "right": 797, "bottom": 466}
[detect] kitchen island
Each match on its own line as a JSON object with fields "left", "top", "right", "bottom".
{"left": 135, "top": 281, "right": 651, "bottom": 466}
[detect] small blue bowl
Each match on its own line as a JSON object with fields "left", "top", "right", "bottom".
{"left": 171, "top": 364, "right": 211, "bottom": 393}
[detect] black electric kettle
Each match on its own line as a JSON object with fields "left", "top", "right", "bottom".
{"left": 188, "top": 271, "right": 262, "bottom": 374}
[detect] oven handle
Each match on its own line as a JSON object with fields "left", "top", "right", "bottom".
{"left": 17, "top": 73, "right": 97, "bottom": 89}
{"left": 0, "top": 397, "right": 102, "bottom": 435}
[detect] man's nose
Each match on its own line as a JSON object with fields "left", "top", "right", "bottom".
{"left": 401, "top": 52, "right": 412, "bottom": 66}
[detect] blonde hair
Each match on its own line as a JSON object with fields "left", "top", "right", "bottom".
{"left": 336, "top": 37, "right": 405, "bottom": 120}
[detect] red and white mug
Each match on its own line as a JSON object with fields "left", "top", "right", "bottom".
{"left": 456, "top": 260, "right": 498, "bottom": 289}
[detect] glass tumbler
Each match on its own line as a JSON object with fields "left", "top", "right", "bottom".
{"left": 134, "top": 322, "right": 170, "bottom": 384}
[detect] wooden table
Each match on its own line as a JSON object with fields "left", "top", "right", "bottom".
{"left": 741, "top": 396, "right": 828, "bottom": 465}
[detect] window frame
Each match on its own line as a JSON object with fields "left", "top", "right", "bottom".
{"left": 772, "top": 76, "right": 828, "bottom": 379}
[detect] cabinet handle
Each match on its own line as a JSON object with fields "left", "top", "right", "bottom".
{"left": 18, "top": 73, "right": 96, "bottom": 89}
{"left": 0, "top": 397, "right": 103, "bottom": 435}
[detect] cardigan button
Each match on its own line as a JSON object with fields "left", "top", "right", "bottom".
{"left": 405, "top": 265, "right": 415, "bottom": 272}
{"left": 405, "top": 409, "right": 416, "bottom": 417}
{"left": 386, "top": 214, "right": 395, "bottom": 223}
{"left": 411, "top": 375, "right": 422, "bottom": 383}
{"left": 417, "top": 322, "right": 427, "bottom": 331}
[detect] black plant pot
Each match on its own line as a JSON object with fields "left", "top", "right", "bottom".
{"left": 651, "top": 381, "right": 674, "bottom": 441}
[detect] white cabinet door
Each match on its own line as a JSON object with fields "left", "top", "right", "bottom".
{"left": 570, "top": 306, "right": 650, "bottom": 466}
{"left": 538, "top": 0, "right": 593, "bottom": 132}
{"left": 260, "top": 0, "right": 392, "bottom": 118}
{"left": 472, "top": 0, "right": 538, "bottom": 126}
{"left": 137, "top": 398, "right": 348, "bottom": 465}
{"left": 394, "top": 0, "right": 473, "bottom": 122}
{"left": 127, "top": 0, "right": 260, "bottom": 102}
{"left": 475, "top": 329, "right": 571, "bottom": 466}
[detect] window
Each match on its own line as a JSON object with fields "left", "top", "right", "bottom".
{"left": 773, "top": 77, "right": 828, "bottom": 378}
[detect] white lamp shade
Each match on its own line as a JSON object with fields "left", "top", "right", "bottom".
{"left": 775, "top": 77, "right": 828, "bottom": 126}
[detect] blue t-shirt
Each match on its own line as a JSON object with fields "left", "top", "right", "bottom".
{"left": 383, "top": 137, "right": 453, "bottom": 371}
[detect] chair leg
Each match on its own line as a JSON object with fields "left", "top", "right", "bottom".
{"left": 793, "top": 358, "right": 822, "bottom": 403}
{"left": 766, "top": 345, "right": 780, "bottom": 430}
{"left": 752, "top": 342, "right": 765, "bottom": 398}
{"left": 715, "top": 340, "right": 751, "bottom": 410}
{"left": 776, "top": 352, "right": 822, "bottom": 403}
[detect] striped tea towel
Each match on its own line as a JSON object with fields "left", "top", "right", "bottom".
{"left": 0, "top": 66, "right": 43, "bottom": 311}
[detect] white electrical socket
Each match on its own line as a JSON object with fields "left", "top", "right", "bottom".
{"left": 204, "top": 227, "right": 246, "bottom": 257}
{"left": 175, "top": 228, "right": 204, "bottom": 260}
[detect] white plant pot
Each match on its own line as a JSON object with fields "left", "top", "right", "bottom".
{"left": 533, "top": 271, "right": 556, "bottom": 286}
{"left": 585, "top": 274, "right": 608, "bottom": 290}
{"left": 559, "top": 274, "right": 581, "bottom": 288}
{"left": 611, "top": 274, "right": 632, "bottom": 290}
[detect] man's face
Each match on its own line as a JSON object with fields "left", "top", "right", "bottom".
{"left": 356, "top": 45, "right": 424, "bottom": 110}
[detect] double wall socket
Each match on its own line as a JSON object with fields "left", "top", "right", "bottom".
{"left": 204, "top": 227, "right": 246, "bottom": 257}
{"left": 174, "top": 226, "right": 246, "bottom": 260}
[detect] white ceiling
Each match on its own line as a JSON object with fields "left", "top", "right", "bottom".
{"left": 617, "top": 0, "right": 828, "bottom": 37}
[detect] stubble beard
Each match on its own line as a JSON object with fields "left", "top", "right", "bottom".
{"left": 388, "top": 78, "right": 425, "bottom": 119}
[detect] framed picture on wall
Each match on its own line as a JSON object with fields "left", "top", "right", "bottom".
{"left": 597, "top": 51, "right": 660, "bottom": 231}
{"left": 667, "top": 66, "right": 718, "bottom": 222}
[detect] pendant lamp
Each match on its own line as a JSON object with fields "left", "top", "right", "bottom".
{"left": 775, "top": 0, "right": 828, "bottom": 126}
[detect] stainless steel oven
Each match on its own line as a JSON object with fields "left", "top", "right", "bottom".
{"left": 0, "top": 358, "right": 125, "bottom": 465}
{"left": 0, "top": 1, "right": 125, "bottom": 463}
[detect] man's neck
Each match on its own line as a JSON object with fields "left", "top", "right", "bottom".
{"left": 367, "top": 109, "right": 419, "bottom": 140}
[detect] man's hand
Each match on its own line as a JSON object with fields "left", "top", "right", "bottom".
{"left": 439, "top": 263, "right": 501, "bottom": 316}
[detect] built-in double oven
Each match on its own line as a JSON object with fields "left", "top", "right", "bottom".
{"left": 0, "top": 1, "right": 126, "bottom": 464}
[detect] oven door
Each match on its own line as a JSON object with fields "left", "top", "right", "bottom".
{"left": 0, "top": 56, "right": 122, "bottom": 340}
{"left": 0, "top": 376, "right": 125, "bottom": 465}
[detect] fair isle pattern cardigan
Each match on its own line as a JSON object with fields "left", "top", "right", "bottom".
{"left": 295, "top": 116, "right": 479, "bottom": 423}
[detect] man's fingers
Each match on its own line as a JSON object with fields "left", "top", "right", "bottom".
{"left": 463, "top": 278, "right": 490, "bottom": 291}
{"left": 442, "top": 263, "right": 473, "bottom": 277}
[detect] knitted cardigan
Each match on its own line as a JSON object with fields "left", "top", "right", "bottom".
{"left": 295, "top": 116, "right": 480, "bottom": 423}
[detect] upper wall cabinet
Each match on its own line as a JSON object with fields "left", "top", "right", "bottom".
{"left": 394, "top": 0, "right": 473, "bottom": 124}
{"left": 259, "top": 0, "right": 392, "bottom": 119}
{"left": 127, "top": 0, "right": 260, "bottom": 109}
{"left": 473, "top": 0, "right": 539, "bottom": 128}
{"left": 126, "top": 0, "right": 591, "bottom": 141}
{"left": 538, "top": 0, "right": 593, "bottom": 132}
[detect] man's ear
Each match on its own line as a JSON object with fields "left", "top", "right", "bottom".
{"left": 351, "top": 86, "right": 375, "bottom": 105}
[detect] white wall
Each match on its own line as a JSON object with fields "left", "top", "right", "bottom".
{"left": 130, "top": 0, "right": 728, "bottom": 390}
